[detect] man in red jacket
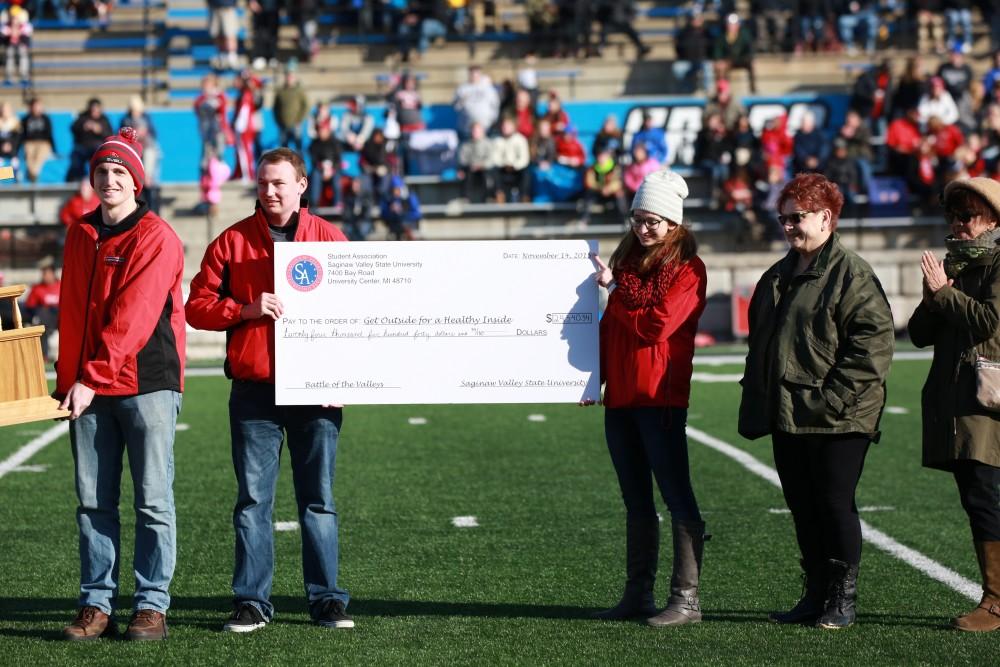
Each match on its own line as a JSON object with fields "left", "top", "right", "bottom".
{"left": 56, "top": 127, "right": 185, "bottom": 643}
{"left": 185, "top": 148, "right": 353, "bottom": 633}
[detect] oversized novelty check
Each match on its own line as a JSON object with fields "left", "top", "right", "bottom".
{"left": 273, "top": 240, "right": 600, "bottom": 404}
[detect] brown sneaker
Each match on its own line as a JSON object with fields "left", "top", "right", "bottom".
{"left": 124, "top": 609, "right": 168, "bottom": 641}
{"left": 62, "top": 606, "right": 116, "bottom": 641}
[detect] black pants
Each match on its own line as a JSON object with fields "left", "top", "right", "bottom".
{"left": 605, "top": 407, "right": 701, "bottom": 523}
{"left": 953, "top": 460, "right": 1000, "bottom": 542}
{"left": 251, "top": 9, "right": 280, "bottom": 62}
{"left": 772, "top": 431, "right": 871, "bottom": 565}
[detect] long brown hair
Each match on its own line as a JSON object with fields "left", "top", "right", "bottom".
{"left": 609, "top": 223, "right": 697, "bottom": 275}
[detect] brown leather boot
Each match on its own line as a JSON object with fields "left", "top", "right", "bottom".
{"left": 953, "top": 541, "right": 1000, "bottom": 632}
{"left": 62, "top": 606, "right": 116, "bottom": 641}
{"left": 647, "top": 520, "right": 707, "bottom": 627}
{"left": 125, "top": 609, "right": 168, "bottom": 641}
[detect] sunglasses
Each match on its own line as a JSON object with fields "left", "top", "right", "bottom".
{"left": 776, "top": 210, "right": 816, "bottom": 226}
{"left": 947, "top": 210, "right": 977, "bottom": 224}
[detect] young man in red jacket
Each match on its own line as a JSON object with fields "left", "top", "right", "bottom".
{"left": 185, "top": 148, "right": 353, "bottom": 632}
{"left": 57, "top": 127, "right": 185, "bottom": 642}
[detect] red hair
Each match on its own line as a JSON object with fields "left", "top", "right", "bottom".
{"left": 777, "top": 172, "right": 844, "bottom": 230}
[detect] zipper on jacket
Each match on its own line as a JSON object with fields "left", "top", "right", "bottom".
{"left": 74, "top": 237, "right": 101, "bottom": 384}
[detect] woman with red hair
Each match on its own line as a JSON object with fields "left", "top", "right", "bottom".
{"left": 738, "top": 173, "right": 895, "bottom": 630}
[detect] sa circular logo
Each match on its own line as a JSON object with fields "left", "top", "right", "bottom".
{"left": 286, "top": 255, "right": 323, "bottom": 292}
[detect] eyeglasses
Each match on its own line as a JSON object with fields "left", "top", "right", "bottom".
{"left": 947, "top": 210, "right": 977, "bottom": 224}
{"left": 629, "top": 215, "right": 667, "bottom": 230}
{"left": 777, "top": 210, "right": 817, "bottom": 226}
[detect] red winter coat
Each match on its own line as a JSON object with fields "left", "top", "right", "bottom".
{"left": 56, "top": 204, "right": 186, "bottom": 397}
{"left": 185, "top": 205, "right": 348, "bottom": 383}
{"left": 600, "top": 256, "right": 707, "bottom": 408}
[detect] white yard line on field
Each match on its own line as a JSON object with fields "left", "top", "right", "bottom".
{"left": 0, "top": 422, "right": 69, "bottom": 481}
{"left": 686, "top": 426, "right": 982, "bottom": 602}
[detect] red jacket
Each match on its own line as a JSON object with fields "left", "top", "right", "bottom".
{"left": 59, "top": 192, "right": 100, "bottom": 227}
{"left": 26, "top": 280, "right": 60, "bottom": 309}
{"left": 185, "top": 205, "right": 348, "bottom": 383}
{"left": 600, "top": 256, "right": 707, "bottom": 408}
{"left": 56, "top": 204, "right": 186, "bottom": 397}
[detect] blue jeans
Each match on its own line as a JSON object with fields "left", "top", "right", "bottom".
{"left": 604, "top": 407, "right": 701, "bottom": 523}
{"left": 418, "top": 18, "right": 448, "bottom": 54}
{"left": 945, "top": 8, "right": 973, "bottom": 48}
{"left": 229, "top": 381, "right": 348, "bottom": 620}
{"left": 838, "top": 10, "right": 878, "bottom": 52}
{"left": 70, "top": 390, "right": 182, "bottom": 614}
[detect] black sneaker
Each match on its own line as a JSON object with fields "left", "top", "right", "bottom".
{"left": 222, "top": 603, "right": 268, "bottom": 633}
{"left": 314, "top": 599, "right": 354, "bottom": 629}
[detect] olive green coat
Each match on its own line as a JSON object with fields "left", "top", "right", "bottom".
{"left": 738, "top": 234, "right": 895, "bottom": 441}
{"left": 907, "top": 249, "right": 1000, "bottom": 470}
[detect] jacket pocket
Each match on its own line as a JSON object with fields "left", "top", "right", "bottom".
{"left": 781, "top": 369, "right": 840, "bottom": 429}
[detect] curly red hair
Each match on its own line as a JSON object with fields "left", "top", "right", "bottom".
{"left": 777, "top": 172, "right": 845, "bottom": 231}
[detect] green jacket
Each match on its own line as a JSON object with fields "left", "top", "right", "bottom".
{"left": 907, "top": 248, "right": 1000, "bottom": 470}
{"left": 273, "top": 83, "right": 310, "bottom": 131}
{"left": 738, "top": 234, "right": 895, "bottom": 441}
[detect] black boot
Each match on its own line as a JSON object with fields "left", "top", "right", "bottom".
{"left": 593, "top": 517, "right": 659, "bottom": 620}
{"left": 816, "top": 559, "right": 858, "bottom": 629}
{"left": 647, "top": 520, "right": 707, "bottom": 627}
{"left": 769, "top": 559, "right": 826, "bottom": 624}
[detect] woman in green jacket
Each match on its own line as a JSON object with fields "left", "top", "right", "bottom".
{"left": 907, "top": 177, "right": 1000, "bottom": 633}
{"left": 738, "top": 173, "right": 894, "bottom": 629}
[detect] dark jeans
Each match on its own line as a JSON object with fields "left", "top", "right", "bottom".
{"left": 251, "top": 9, "right": 280, "bottom": 61}
{"left": 772, "top": 431, "right": 871, "bottom": 565}
{"left": 605, "top": 407, "right": 701, "bottom": 523}
{"left": 954, "top": 460, "right": 1000, "bottom": 542}
{"left": 228, "top": 380, "right": 348, "bottom": 620}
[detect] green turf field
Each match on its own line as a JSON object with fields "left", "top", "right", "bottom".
{"left": 2, "top": 357, "right": 998, "bottom": 665}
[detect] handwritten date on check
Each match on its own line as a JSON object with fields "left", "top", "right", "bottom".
{"left": 274, "top": 240, "right": 601, "bottom": 405}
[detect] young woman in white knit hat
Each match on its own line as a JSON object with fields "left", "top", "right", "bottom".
{"left": 589, "top": 168, "right": 709, "bottom": 627}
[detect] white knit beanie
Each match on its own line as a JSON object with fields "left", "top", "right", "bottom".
{"left": 630, "top": 168, "right": 689, "bottom": 223}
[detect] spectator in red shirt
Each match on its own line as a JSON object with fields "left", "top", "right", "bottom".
{"left": 59, "top": 179, "right": 100, "bottom": 227}
{"left": 25, "top": 262, "right": 59, "bottom": 361}
{"left": 554, "top": 127, "right": 586, "bottom": 168}
{"left": 886, "top": 106, "right": 924, "bottom": 180}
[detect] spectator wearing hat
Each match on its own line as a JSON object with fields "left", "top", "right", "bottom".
{"left": 589, "top": 168, "right": 709, "bottom": 627}
{"left": 938, "top": 46, "right": 974, "bottom": 103}
{"left": 713, "top": 13, "right": 757, "bottom": 94}
{"left": 919, "top": 76, "right": 960, "bottom": 127}
{"left": 66, "top": 98, "right": 112, "bottom": 182}
{"left": 580, "top": 147, "right": 626, "bottom": 226}
{"left": 704, "top": 79, "right": 745, "bottom": 132}
{"left": 57, "top": 126, "right": 185, "bottom": 643}
{"left": 1, "top": 2, "right": 32, "bottom": 84}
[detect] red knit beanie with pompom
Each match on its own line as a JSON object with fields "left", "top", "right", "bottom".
{"left": 90, "top": 126, "right": 145, "bottom": 195}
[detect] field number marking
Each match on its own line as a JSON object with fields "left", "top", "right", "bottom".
{"left": 527, "top": 414, "right": 547, "bottom": 422}
{"left": 452, "top": 516, "right": 479, "bottom": 528}
{"left": 408, "top": 417, "right": 428, "bottom": 425}
{"left": 687, "top": 426, "right": 981, "bottom": 602}
{"left": 275, "top": 521, "right": 300, "bottom": 532}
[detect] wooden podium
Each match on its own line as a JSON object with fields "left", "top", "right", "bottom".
{"left": 0, "top": 284, "right": 70, "bottom": 426}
